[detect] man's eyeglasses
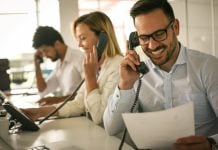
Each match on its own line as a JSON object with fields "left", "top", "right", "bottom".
{"left": 138, "top": 20, "right": 174, "bottom": 45}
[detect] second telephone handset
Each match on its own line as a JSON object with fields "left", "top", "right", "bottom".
{"left": 129, "top": 32, "right": 149, "bottom": 74}
{"left": 96, "top": 32, "right": 108, "bottom": 61}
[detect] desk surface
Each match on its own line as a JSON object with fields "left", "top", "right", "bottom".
{"left": 0, "top": 116, "right": 133, "bottom": 150}
{"left": 1, "top": 94, "right": 133, "bottom": 150}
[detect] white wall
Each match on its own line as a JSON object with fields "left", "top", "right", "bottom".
{"left": 59, "top": 0, "right": 78, "bottom": 49}
{"left": 171, "top": 0, "right": 218, "bottom": 57}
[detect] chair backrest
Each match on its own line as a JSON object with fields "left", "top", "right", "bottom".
{"left": 0, "top": 59, "right": 11, "bottom": 91}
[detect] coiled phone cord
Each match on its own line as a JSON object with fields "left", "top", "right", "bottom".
{"left": 118, "top": 75, "right": 143, "bottom": 150}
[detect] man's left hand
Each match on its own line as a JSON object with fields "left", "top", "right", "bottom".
{"left": 173, "top": 135, "right": 211, "bottom": 150}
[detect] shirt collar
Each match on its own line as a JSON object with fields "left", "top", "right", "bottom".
{"left": 174, "top": 44, "right": 187, "bottom": 66}
{"left": 57, "top": 46, "right": 71, "bottom": 68}
{"left": 63, "top": 46, "right": 71, "bottom": 63}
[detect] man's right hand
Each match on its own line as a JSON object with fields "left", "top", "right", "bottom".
{"left": 118, "top": 50, "right": 140, "bottom": 90}
{"left": 37, "top": 96, "right": 62, "bottom": 106}
{"left": 21, "top": 106, "right": 56, "bottom": 121}
{"left": 34, "top": 51, "right": 43, "bottom": 65}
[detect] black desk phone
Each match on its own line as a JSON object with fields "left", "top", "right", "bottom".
{"left": 2, "top": 101, "right": 39, "bottom": 131}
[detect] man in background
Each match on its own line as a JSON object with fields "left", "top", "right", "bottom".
{"left": 32, "top": 26, "right": 84, "bottom": 105}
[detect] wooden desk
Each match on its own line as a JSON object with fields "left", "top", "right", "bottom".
{"left": 0, "top": 117, "right": 133, "bottom": 150}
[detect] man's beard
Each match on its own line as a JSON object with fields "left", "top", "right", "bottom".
{"left": 51, "top": 53, "right": 59, "bottom": 62}
{"left": 144, "top": 35, "right": 178, "bottom": 67}
{"left": 159, "top": 35, "right": 177, "bottom": 66}
{"left": 160, "top": 38, "right": 177, "bottom": 66}
{"left": 51, "top": 57, "right": 58, "bottom": 62}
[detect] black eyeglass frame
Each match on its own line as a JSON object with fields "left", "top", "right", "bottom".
{"left": 137, "top": 20, "right": 174, "bottom": 44}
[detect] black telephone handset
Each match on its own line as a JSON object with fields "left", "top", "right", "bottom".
{"left": 36, "top": 55, "right": 44, "bottom": 63}
{"left": 129, "top": 32, "right": 149, "bottom": 74}
{"left": 2, "top": 101, "right": 39, "bottom": 131}
{"left": 97, "top": 32, "right": 108, "bottom": 61}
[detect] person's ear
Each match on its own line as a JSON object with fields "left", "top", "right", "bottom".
{"left": 173, "top": 19, "right": 180, "bottom": 36}
{"left": 54, "top": 40, "right": 61, "bottom": 48}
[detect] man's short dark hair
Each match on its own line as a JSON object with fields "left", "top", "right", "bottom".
{"left": 130, "top": 0, "right": 175, "bottom": 23}
{"left": 32, "top": 26, "right": 64, "bottom": 49}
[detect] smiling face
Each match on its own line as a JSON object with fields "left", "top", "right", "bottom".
{"left": 135, "top": 9, "right": 180, "bottom": 70}
{"left": 75, "top": 23, "right": 99, "bottom": 53}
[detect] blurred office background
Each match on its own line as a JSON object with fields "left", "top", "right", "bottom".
{"left": 0, "top": 0, "right": 217, "bottom": 91}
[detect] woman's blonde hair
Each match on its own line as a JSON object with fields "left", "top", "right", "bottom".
{"left": 73, "top": 11, "right": 122, "bottom": 57}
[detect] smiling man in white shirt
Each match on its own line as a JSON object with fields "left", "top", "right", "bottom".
{"left": 32, "top": 26, "right": 84, "bottom": 105}
{"left": 103, "top": 0, "right": 218, "bottom": 150}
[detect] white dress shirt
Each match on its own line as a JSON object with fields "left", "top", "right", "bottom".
{"left": 39, "top": 47, "right": 84, "bottom": 97}
{"left": 103, "top": 45, "right": 218, "bottom": 143}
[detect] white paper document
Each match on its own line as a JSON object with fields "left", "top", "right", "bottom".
{"left": 122, "top": 102, "right": 195, "bottom": 150}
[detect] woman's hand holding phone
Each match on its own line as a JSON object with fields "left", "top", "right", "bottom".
{"left": 84, "top": 46, "right": 99, "bottom": 94}
{"left": 84, "top": 46, "right": 99, "bottom": 78}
